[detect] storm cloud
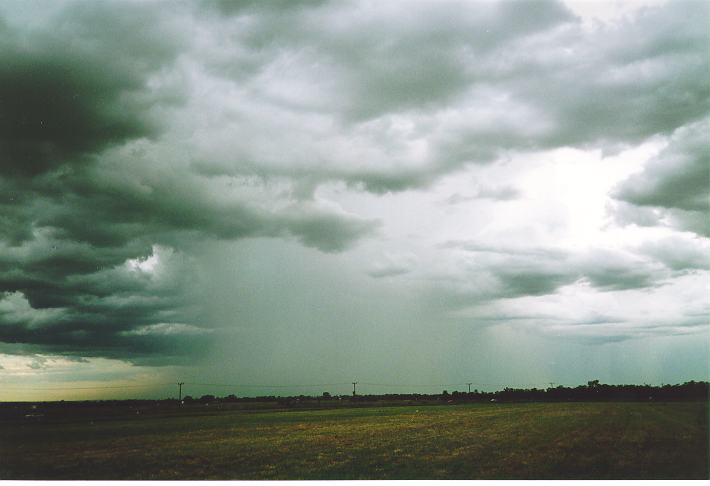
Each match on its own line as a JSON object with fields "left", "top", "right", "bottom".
{"left": 0, "top": 0, "right": 708, "bottom": 393}
{"left": 185, "top": 0, "right": 709, "bottom": 192}
{"left": 612, "top": 118, "right": 710, "bottom": 236}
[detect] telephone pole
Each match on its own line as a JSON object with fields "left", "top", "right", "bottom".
{"left": 177, "top": 382, "right": 185, "bottom": 402}
{"left": 467, "top": 382, "right": 473, "bottom": 393}
{"left": 352, "top": 381, "right": 358, "bottom": 396}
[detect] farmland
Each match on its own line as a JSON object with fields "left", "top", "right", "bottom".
{"left": 1, "top": 401, "right": 707, "bottom": 479}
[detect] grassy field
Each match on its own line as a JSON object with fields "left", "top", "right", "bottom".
{"left": 1, "top": 401, "right": 707, "bottom": 479}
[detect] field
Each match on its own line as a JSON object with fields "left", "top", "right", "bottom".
{"left": 1, "top": 401, "right": 707, "bottom": 479}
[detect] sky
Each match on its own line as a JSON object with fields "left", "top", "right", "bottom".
{"left": 0, "top": 0, "right": 708, "bottom": 401}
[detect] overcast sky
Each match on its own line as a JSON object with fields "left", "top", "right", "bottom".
{"left": 0, "top": 0, "right": 708, "bottom": 400}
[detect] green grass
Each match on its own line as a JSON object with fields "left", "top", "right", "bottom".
{"left": 1, "top": 401, "right": 707, "bottom": 479}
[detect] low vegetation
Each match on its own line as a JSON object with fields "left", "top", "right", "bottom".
{"left": 1, "top": 401, "right": 707, "bottom": 479}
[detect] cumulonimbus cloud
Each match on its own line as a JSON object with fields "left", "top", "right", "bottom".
{"left": 0, "top": 0, "right": 707, "bottom": 364}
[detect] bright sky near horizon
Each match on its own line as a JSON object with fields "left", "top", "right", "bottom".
{"left": 0, "top": 0, "right": 708, "bottom": 401}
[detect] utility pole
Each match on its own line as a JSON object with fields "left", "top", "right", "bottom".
{"left": 177, "top": 382, "right": 185, "bottom": 402}
{"left": 467, "top": 382, "right": 473, "bottom": 393}
{"left": 352, "top": 381, "right": 358, "bottom": 396}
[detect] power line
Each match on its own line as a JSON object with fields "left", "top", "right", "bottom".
{"left": 358, "top": 382, "right": 555, "bottom": 388}
{"left": 182, "top": 382, "right": 351, "bottom": 389}
{"left": 0, "top": 383, "right": 173, "bottom": 391}
{"left": 0, "top": 382, "right": 350, "bottom": 392}
{"left": 0, "top": 380, "right": 573, "bottom": 393}
{"left": 359, "top": 382, "right": 467, "bottom": 388}
{"left": 183, "top": 381, "right": 548, "bottom": 390}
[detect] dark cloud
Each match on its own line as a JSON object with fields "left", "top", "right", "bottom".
{"left": 0, "top": 57, "right": 152, "bottom": 177}
{"left": 638, "top": 236, "right": 710, "bottom": 272}
{"left": 279, "top": 204, "right": 379, "bottom": 253}
{"left": 615, "top": 122, "right": 708, "bottom": 211}
{"left": 183, "top": 0, "right": 578, "bottom": 192}
{"left": 581, "top": 260, "right": 658, "bottom": 291}
{"left": 330, "top": 0, "right": 575, "bottom": 121}
{"left": 205, "top": 0, "right": 574, "bottom": 116}
{"left": 205, "top": 0, "right": 329, "bottom": 15}
{"left": 440, "top": 240, "right": 567, "bottom": 259}
{"left": 496, "top": 267, "right": 576, "bottom": 297}
{"left": 346, "top": 170, "right": 432, "bottom": 195}
{"left": 445, "top": 185, "right": 521, "bottom": 205}
{"left": 0, "top": 1, "right": 184, "bottom": 178}
{"left": 367, "top": 266, "right": 411, "bottom": 279}
{"left": 517, "top": 0, "right": 709, "bottom": 148}
{"left": 185, "top": 0, "right": 709, "bottom": 195}
{"left": 612, "top": 118, "right": 710, "bottom": 236}
{"left": 367, "top": 253, "right": 417, "bottom": 279}
{"left": 608, "top": 201, "right": 663, "bottom": 229}
{"left": 0, "top": 247, "right": 211, "bottom": 362}
{"left": 421, "top": 0, "right": 709, "bottom": 191}
{"left": 0, "top": 143, "right": 376, "bottom": 361}
{"left": 0, "top": 1, "right": 377, "bottom": 363}
{"left": 434, "top": 241, "right": 664, "bottom": 308}
{"left": 475, "top": 185, "right": 521, "bottom": 201}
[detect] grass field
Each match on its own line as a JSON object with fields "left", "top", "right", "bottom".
{"left": 1, "top": 401, "right": 707, "bottom": 479}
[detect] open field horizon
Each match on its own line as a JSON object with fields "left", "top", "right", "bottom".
{"left": 2, "top": 378, "right": 707, "bottom": 403}
{"left": 1, "top": 400, "right": 707, "bottom": 480}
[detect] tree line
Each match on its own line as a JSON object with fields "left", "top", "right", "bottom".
{"left": 180, "top": 380, "right": 708, "bottom": 404}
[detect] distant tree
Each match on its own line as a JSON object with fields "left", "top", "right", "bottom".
{"left": 322, "top": 391, "right": 331, "bottom": 399}
{"left": 199, "top": 394, "right": 216, "bottom": 403}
